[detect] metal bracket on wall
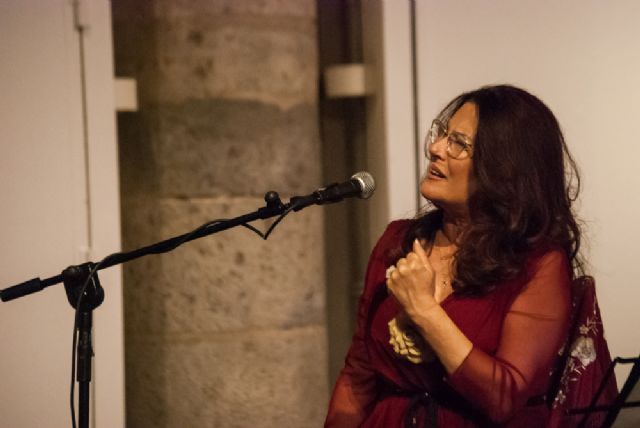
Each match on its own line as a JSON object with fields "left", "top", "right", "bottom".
{"left": 114, "top": 78, "right": 138, "bottom": 112}
{"left": 324, "top": 63, "right": 372, "bottom": 98}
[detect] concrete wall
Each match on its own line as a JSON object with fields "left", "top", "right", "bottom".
{"left": 112, "top": 1, "right": 327, "bottom": 426}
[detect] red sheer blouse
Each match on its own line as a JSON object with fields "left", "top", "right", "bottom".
{"left": 326, "top": 220, "right": 572, "bottom": 427}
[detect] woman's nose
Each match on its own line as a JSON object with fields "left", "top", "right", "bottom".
{"left": 428, "top": 136, "right": 448, "bottom": 160}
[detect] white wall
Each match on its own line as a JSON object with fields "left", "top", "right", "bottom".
{"left": 0, "top": 1, "right": 124, "bottom": 426}
{"left": 362, "top": 0, "right": 419, "bottom": 243}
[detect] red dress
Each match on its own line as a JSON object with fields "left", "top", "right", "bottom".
{"left": 326, "top": 220, "right": 574, "bottom": 427}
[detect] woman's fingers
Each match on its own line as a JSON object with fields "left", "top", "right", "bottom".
{"left": 386, "top": 240, "right": 439, "bottom": 321}
{"left": 385, "top": 265, "right": 397, "bottom": 280}
{"left": 413, "top": 239, "right": 431, "bottom": 268}
{"left": 405, "top": 252, "right": 419, "bottom": 263}
{"left": 386, "top": 241, "right": 433, "bottom": 295}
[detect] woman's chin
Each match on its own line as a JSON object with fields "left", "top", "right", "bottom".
{"left": 420, "top": 191, "right": 467, "bottom": 216}
{"left": 420, "top": 183, "right": 443, "bottom": 204}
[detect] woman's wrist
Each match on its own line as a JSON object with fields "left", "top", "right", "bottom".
{"left": 411, "top": 302, "right": 473, "bottom": 374}
{"left": 406, "top": 296, "right": 440, "bottom": 327}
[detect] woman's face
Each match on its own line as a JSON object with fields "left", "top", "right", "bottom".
{"left": 420, "top": 102, "right": 478, "bottom": 215}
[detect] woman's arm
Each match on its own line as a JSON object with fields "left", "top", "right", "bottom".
{"left": 387, "top": 239, "right": 473, "bottom": 373}
{"left": 325, "top": 276, "right": 378, "bottom": 427}
{"left": 388, "top": 242, "right": 571, "bottom": 423}
{"left": 325, "top": 336, "right": 376, "bottom": 427}
{"left": 325, "top": 221, "right": 410, "bottom": 427}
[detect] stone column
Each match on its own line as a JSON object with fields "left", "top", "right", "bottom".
{"left": 112, "top": 1, "right": 327, "bottom": 426}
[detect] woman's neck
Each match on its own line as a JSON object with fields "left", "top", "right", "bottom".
{"left": 440, "top": 211, "right": 468, "bottom": 245}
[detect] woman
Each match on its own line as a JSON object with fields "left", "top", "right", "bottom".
{"left": 325, "top": 85, "right": 587, "bottom": 427}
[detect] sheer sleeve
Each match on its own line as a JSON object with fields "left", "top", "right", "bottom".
{"left": 447, "top": 249, "right": 572, "bottom": 423}
{"left": 325, "top": 221, "right": 407, "bottom": 428}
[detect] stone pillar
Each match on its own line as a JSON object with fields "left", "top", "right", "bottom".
{"left": 112, "top": 1, "right": 327, "bottom": 426}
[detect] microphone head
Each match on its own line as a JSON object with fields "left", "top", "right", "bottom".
{"left": 351, "top": 171, "right": 376, "bottom": 199}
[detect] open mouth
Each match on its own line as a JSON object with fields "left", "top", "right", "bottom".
{"left": 429, "top": 165, "right": 446, "bottom": 179}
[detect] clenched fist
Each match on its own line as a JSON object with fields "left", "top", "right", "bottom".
{"left": 386, "top": 239, "right": 439, "bottom": 321}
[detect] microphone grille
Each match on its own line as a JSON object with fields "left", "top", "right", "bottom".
{"left": 351, "top": 171, "right": 376, "bottom": 199}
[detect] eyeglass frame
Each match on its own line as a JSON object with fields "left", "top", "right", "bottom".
{"left": 424, "top": 119, "right": 474, "bottom": 160}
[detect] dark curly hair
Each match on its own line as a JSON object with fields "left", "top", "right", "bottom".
{"left": 401, "top": 85, "right": 583, "bottom": 296}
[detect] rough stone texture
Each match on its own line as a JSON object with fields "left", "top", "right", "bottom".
{"left": 141, "top": 101, "right": 320, "bottom": 198}
{"left": 157, "top": 0, "right": 316, "bottom": 18}
{"left": 113, "top": 0, "right": 327, "bottom": 426}
{"left": 121, "top": 196, "right": 325, "bottom": 336}
{"left": 113, "top": 0, "right": 317, "bottom": 110}
{"left": 118, "top": 100, "right": 321, "bottom": 199}
{"left": 126, "top": 325, "right": 327, "bottom": 428}
{"left": 148, "top": 19, "right": 317, "bottom": 109}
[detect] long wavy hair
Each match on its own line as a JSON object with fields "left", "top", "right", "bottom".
{"left": 401, "top": 85, "right": 583, "bottom": 296}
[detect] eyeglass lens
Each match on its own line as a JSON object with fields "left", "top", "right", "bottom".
{"left": 425, "top": 121, "right": 469, "bottom": 159}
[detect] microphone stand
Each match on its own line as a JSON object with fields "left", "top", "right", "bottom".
{"left": 63, "top": 262, "right": 104, "bottom": 428}
{"left": 0, "top": 191, "right": 298, "bottom": 428}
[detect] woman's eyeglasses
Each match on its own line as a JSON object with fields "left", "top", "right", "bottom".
{"left": 425, "top": 119, "right": 474, "bottom": 160}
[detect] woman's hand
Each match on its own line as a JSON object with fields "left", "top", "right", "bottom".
{"left": 387, "top": 239, "right": 473, "bottom": 375}
{"left": 386, "top": 239, "right": 439, "bottom": 321}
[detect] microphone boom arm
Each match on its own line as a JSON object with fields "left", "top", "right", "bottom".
{"left": 1, "top": 171, "right": 374, "bottom": 302}
{"left": 0, "top": 191, "right": 288, "bottom": 302}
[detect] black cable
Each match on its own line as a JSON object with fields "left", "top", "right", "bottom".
{"left": 263, "top": 203, "right": 297, "bottom": 240}
{"left": 69, "top": 263, "right": 101, "bottom": 428}
{"left": 68, "top": 212, "right": 291, "bottom": 426}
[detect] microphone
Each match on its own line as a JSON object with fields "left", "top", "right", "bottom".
{"left": 289, "top": 171, "right": 375, "bottom": 211}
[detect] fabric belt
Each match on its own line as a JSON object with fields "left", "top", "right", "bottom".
{"left": 379, "top": 378, "right": 548, "bottom": 428}
{"left": 404, "top": 391, "right": 437, "bottom": 428}
{"left": 378, "top": 380, "right": 440, "bottom": 428}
